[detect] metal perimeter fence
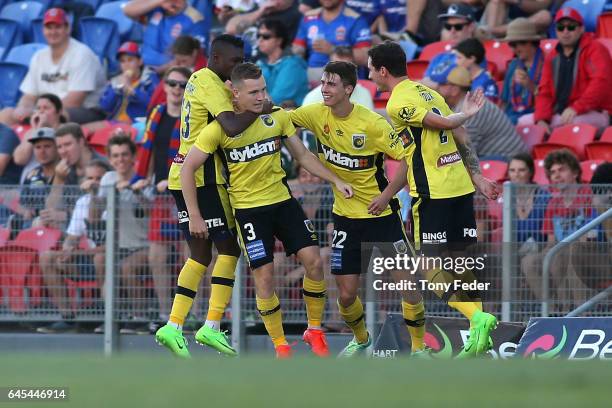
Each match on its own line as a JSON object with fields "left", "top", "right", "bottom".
{"left": 0, "top": 181, "right": 610, "bottom": 343}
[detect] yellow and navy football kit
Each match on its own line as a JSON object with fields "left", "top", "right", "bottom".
{"left": 387, "top": 79, "right": 477, "bottom": 251}
{"left": 168, "top": 68, "right": 236, "bottom": 242}
{"left": 194, "top": 109, "right": 319, "bottom": 269}
{"left": 290, "top": 103, "right": 412, "bottom": 275}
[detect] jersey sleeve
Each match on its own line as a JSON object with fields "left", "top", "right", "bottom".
{"left": 194, "top": 122, "right": 222, "bottom": 154}
{"left": 293, "top": 17, "right": 308, "bottom": 48}
{"left": 289, "top": 104, "right": 318, "bottom": 131}
{"left": 202, "top": 80, "right": 233, "bottom": 117}
{"left": 371, "top": 116, "right": 405, "bottom": 161}
{"left": 279, "top": 110, "right": 297, "bottom": 138}
{"left": 390, "top": 99, "right": 428, "bottom": 128}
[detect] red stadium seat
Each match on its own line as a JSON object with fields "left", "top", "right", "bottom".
{"left": 406, "top": 60, "right": 429, "bottom": 80}
{"left": 532, "top": 123, "right": 597, "bottom": 160}
{"left": 585, "top": 126, "right": 612, "bottom": 160}
{"left": 357, "top": 79, "right": 377, "bottom": 99}
{"left": 597, "top": 38, "right": 612, "bottom": 57}
{"left": 484, "top": 40, "right": 513, "bottom": 78}
{"left": 12, "top": 123, "right": 31, "bottom": 141}
{"left": 540, "top": 39, "right": 558, "bottom": 54}
{"left": 580, "top": 160, "right": 604, "bottom": 182}
{"left": 418, "top": 41, "right": 452, "bottom": 61}
{"left": 89, "top": 123, "right": 137, "bottom": 155}
{"left": 533, "top": 159, "right": 549, "bottom": 185}
{"left": 0, "top": 226, "right": 9, "bottom": 247}
{"left": 516, "top": 124, "right": 548, "bottom": 152}
{"left": 597, "top": 12, "right": 612, "bottom": 38}
{"left": 480, "top": 160, "right": 508, "bottom": 182}
{"left": 486, "top": 60, "right": 500, "bottom": 81}
{"left": 0, "top": 227, "right": 61, "bottom": 312}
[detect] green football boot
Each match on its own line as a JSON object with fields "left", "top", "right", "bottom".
{"left": 411, "top": 347, "right": 433, "bottom": 360}
{"left": 155, "top": 324, "right": 191, "bottom": 359}
{"left": 194, "top": 325, "right": 237, "bottom": 356}
{"left": 456, "top": 310, "right": 497, "bottom": 359}
{"left": 337, "top": 334, "right": 372, "bottom": 358}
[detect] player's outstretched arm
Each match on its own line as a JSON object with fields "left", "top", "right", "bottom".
{"left": 216, "top": 100, "right": 277, "bottom": 137}
{"left": 179, "top": 147, "right": 211, "bottom": 239}
{"left": 368, "top": 159, "right": 408, "bottom": 216}
{"left": 284, "top": 136, "right": 353, "bottom": 198}
{"left": 453, "top": 126, "right": 500, "bottom": 201}
{"left": 422, "top": 89, "right": 485, "bottom": 130}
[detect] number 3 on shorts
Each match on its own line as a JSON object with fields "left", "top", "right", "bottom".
{"left": 332, "top": 230, "right": 347, "bottom": 249}
{"left": 243, "top": 222, "right": 256, "bottom": 241}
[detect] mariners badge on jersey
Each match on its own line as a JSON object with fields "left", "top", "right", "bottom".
{"left": 260, "top": 114, "right": 275, "bottom": 127}
{"left": 398, "top": 107, "right": 416, "bottom": 122}
{"left": 304, "top": 219, "right": 315, "bottom": 233}
{"left": 352, "top": 134, "right": 366, "bottom": 149}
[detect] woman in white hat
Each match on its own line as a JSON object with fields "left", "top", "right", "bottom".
{"left": 500, "top": 17, "right": 544, "bottom": 124}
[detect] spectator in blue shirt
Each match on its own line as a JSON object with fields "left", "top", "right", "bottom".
{"left": 124, "top": 0, "right": 210, "bottom": 70}
{"left": 256, "top": 19, "right": 309, "bottom": 107}
{"left": 99, "top": 42, "right": 159, "bottom": 124}
{"left": 0, "top": 124, "right": 23, "bottom": 185}
{"left": 293, "top": 0, "right": 372, "bottom": 84}
{"left": 454, "top": 38, "right": 499, "bottom": 103}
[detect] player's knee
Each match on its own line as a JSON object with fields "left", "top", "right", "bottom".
{"left": 338, "top": 291, "right": 357, "bottom": 308}
{"left": 303, "top": 254, "right": 323, "bottom": 277}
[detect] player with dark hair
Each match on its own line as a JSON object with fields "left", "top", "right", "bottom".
{"left": 368, "top": 41, "right": 500, "bottom": 358}
{"left": 155, "top": 35, "right": 275, "bottom": 358}
{"left": 180, "top": 62, "right": 353, "bottom": 358}
{"left": 290, "top": 61, "right": 427, "bottom": 357}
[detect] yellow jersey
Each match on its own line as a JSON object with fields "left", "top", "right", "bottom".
{"left": 386, "top": 79, "right": 474, "bottom": 199}
{"left": 194, "top": 109, "right": 296, "bottom": 209}
{"left": 290, "top": 103, "right": 407, "bottom": 219}
{"left": 168, "top": 68, "right": 232, "bottom": 190}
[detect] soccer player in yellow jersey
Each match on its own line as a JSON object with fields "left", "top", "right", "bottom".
{"left": 290, "top": 61, "right": 427, "bottom": 357}
{"left": 156, "top": 35, "right": 275, "bottom": 358}
{"left": 180, "top": 63, "right": 353, "bottom": 358}
{"left": 367, "top": 41, "right": 501, "bottom": 358}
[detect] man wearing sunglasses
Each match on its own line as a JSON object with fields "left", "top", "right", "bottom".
{"left": 520, "top": 7, "right": 612, "bottom": 132}
{"left": 421, "top": 3, "right": 485, "bottom": 90}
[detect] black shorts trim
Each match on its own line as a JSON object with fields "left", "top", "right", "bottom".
{"left": 234, "top": 198, "right": 319, "bottom": 270}
{"left": 330, "top": 211, "right": 412, "bottom": 275}
{"left": 171, "top": 185, "right": 235, "bottom": 243}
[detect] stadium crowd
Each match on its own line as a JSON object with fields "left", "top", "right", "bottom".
{"left": 0, "top": 0, "right": 610, "bottom": 335}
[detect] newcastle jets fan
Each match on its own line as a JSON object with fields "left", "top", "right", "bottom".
{"left": 289, "top": 61, "right": 425, "bottom": 358}
{"left": 180, "top": 62, "right": 353, "bottom": 358}
{"left": 367, "top": 41, "right": 500, "bottom": 358}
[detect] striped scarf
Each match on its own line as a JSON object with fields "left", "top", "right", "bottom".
{"left": 133, "top": 104, "right": 181, "bottom": 182}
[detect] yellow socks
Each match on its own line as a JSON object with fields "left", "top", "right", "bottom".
{"left": 302, "top": 276, "right": 326, "bottom": 328}
{"left": 257, "top": 293, "right": 287, "bottom": 347}
{"left": 338, "top": 297, "right": 368, "bottom": 344}
{"left": 169, "top": 258, "right": 207, "bottom": 326}
{"left": 402, "top": 300, "right": 425, "bottom": 352}
{"left": 207, "top": 255, "right": 238, "bottom": 321}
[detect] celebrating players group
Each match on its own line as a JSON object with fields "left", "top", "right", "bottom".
{"left": 154, "top": 34, "right": 501, "bottom": 359}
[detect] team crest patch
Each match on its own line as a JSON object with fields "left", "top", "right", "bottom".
{"left": 352, "top": 134, "right": 366, "bottom": 149}
{"left": 398, "top": 107, "right": 416, "bottom": 122}
{"left": 260, "top": 114, "right": 275, "bottom": 127}
{"left": 304, "top": 219, "right": 315, "bottom": 233}
{"left": 393, "top": 240, "right": 408, "bottom": 254}
{"left": 335, "top": 26, "right": 346, "bottom": 42}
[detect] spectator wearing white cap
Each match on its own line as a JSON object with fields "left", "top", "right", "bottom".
{"left": 438, "top": 66, "right": 525, "bottom": 159}
{"left": 0, "top": 8, "right": 106, "bottom": 126}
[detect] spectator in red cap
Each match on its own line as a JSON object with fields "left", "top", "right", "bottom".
{"left": 518, "top": 7, "right": 612, "bottom": 131}
{"left": 0, "top": 8, "right": 106, "bottom": 126}
{"left": 94, "top": 42, "right": 159, "bottom": 128}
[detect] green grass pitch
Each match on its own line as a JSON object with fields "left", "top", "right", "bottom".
{"left": 0, "top": 355, "right": 609, "bottom": 407}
